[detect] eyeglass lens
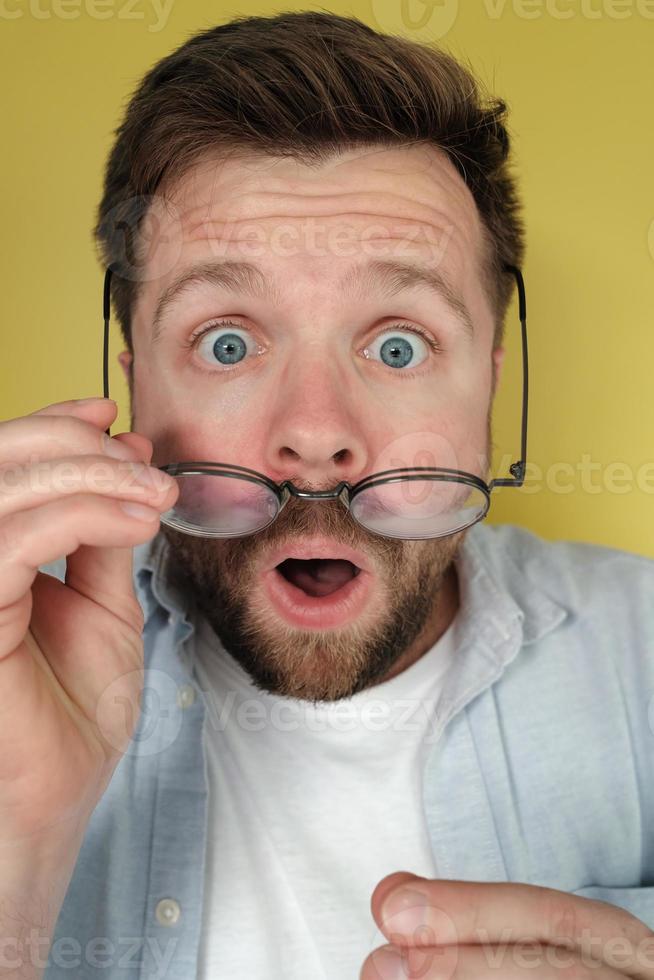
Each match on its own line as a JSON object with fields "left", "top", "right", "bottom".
{"left": 159, "top": 472, "right": 489, "bottom": 540}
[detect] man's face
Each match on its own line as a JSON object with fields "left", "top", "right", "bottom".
{"left": 122, "top": 144, "right": 503, "bottom": 703}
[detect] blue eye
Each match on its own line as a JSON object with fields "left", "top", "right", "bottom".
{"left": 363, "top": 328, "right": 430, "bottom": 370}
{"left": 212, "top": 333, "right": 246, "bottom": 365}
{"left": 196, "top": 326, "right": 255, "bottom": 367}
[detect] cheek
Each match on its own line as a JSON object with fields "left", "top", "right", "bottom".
{"left": 367, "top": 414, "right": 488, "bottom": 475}
{"left": 148, "top": 403, "right": 275, "bottom": 468}
{"left": 136, "top": 356, "right": 273, "bottom": 463}
{"left": 366, "top": 367, "right": 492, "bottom": 475}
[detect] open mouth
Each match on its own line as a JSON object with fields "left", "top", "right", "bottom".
{"left": 259, "top": 538, "right": 373, "bottom": 629}
{"left": 275, "top": 558, "right": 361, "bottom": 598}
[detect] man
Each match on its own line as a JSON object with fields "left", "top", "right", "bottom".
{"left": 9, "top": 9, "right": 653, "bottom": 980}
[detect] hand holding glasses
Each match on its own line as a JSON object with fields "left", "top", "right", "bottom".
{"left": 101, "top": 264, "right": 528, "bottom": 540}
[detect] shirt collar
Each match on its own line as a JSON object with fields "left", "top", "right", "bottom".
{"left": 430, "top": 523, "right": 569, "bottom": 734}
{"left": 133, "top": 533, "right": 196, "bottom": 646}
{"left": 458, "top": 523, "right": 569, "bottom": 649}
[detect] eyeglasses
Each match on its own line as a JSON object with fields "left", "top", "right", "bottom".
{"left": 102, "top": 263, "right": 528, "bottom": 540}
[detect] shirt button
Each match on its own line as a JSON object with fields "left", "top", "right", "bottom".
{"left": 177, "top": 684, "right": 196, "bottom": 709}
{"left": 155, "top": 898, "right": 181, "bottom": 926}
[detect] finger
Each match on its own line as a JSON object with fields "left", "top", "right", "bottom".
{"left": 28, "top": 395, "right": 118, "bottom": 418}
{"left": 371, "top": 873, "right": 419, "bottom": 920}
{"left": 109, "top": 431, "right": 153, "bottom": 463}
{"left": 361, "top": 941, "right": 629, "bottom": 980}
{"left": 0, "top": 454, "right": 176, "bottom": 640}
{"left": 25, "top": 395, "right": 118, "bottom": 423}
{"left": 372, "top": 879, "right": 654, "bottom": 976}
{"left": 32, "top": 398, "right": 150, "bottom": 465}
{"left": 0, "top": 407, "right": 139, "bottom": 469}
{"left": 0, "top": 491, "right": 165, "bottom": 658}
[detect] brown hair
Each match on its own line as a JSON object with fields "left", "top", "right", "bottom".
{"left": 94, "top": 9, "right": 524, "bottom": 353}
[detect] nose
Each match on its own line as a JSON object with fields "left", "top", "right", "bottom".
{"left": 263, "top": 359, "right": 369, "bottom": 488}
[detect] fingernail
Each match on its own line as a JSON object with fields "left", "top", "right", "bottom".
{"left": 381, "top": 888, "right": 430, "bottom": 936}
{"left": 119, "top": 501, "right": 160, "bottom": 522}
{"left": 367, "top": 946, "right": 406, "bottom": 980}
{"left": 103, "top": 435, "right": 138, "bottom": 460}
{"left": 77, "top": 397, "right": 115, "bottom": 405}
{"left": 130, "top": 462, "right": 172, "bottom": 493}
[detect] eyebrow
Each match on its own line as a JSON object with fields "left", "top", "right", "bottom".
{"left": 150, "top": 257, "right": 475, "bottom": 344}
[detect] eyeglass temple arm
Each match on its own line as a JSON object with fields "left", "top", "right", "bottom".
{"left": 102, "top": 267, "right": 112, "bottom": 437}
{"left": 102, "top": 263, "right": 529, "bottom": 471}
{"left": 490, "top": 263, "right": 529, "bottom": 489}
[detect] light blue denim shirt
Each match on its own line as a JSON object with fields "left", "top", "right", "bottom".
{"left": 39, "top": 522, "right": 654, "bottom": 978}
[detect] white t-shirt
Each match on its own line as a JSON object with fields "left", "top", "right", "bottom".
{"left": 192, "top": 613, "right": 457, "bottom": 980}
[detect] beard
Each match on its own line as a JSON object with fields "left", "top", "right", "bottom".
{"left": 158, "top": 491, "right": 466, "bottom": 705}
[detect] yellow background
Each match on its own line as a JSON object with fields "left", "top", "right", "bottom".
{"left": 1, "top": 0, "right": 652, "bottom": 557}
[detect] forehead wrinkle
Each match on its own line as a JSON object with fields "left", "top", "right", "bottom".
{"left": 183, "top": 204, "right": 467, "bottom": 235}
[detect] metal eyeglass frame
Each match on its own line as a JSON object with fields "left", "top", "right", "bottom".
{"left": 101, "top": 263, "right": 528, "bottom": 539}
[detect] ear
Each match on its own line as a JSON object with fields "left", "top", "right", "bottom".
{"left": 117, "top": 350, "right": 134, "bottom": 402}
{"left": 118, "top": 350, "right": 133, "bottom": 382}
{"left": 491, "top": 345, "right": 505, "bottom": 396}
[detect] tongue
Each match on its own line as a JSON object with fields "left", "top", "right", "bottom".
{"left": 279, "top": 558, "right": 357, "bottom": 597}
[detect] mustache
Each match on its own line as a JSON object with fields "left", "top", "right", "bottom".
{"left": 221, "top": 493, "right": 404, "bottom": 569}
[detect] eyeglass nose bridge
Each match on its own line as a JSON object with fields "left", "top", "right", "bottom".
{"left": 278, "top": 480, "right": 351, "bottom": 504}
